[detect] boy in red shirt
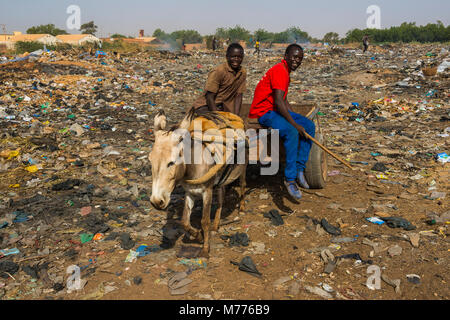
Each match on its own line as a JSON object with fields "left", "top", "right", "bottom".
{"left": 249, "top": 44, "right": 315, "bottom": 200}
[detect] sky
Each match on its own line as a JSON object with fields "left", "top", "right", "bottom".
{"left": 0, "top": 0, "right": 449, "bottom": 39}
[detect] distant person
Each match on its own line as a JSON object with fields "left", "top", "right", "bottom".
{"left": 182, "top": 39, "right": 186, "bottom": 51}
{"left": 363, "top": 35, "right": 369, "bottom": 53}
{"left": 192, "top": 43, "right": 246, "bottom": 115}
{"left": 212, "top": 36, "right": 217, "bottom": 51}
{"left": 255, "top": 40, "right": 261, "bottom": 56}
{"left": 248, "top": 44, "right": 315, "bottom": 200}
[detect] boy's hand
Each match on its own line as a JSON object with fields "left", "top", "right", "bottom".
{"left": 296, "top": 125, "right": 307, "bottom": 139}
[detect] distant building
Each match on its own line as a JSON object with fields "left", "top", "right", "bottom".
{"left": 123, "top": 37, "right": 171, "bottom": 49}
{"left": 131, "top": 36, "right": 164, "bottom": 44}
{"left": 0, "top": 33, "right": 14, "bottom": 41}
{"left": 12, "top": 32, "right": 60, "bottom": 45}
{"left": 0, "top": 32, "right": 60, "bottom": 50}
{"left": 56, "top": 34, "right": 101, "bottom": 46}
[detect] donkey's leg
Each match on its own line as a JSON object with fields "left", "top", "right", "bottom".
{"left": 239, "top": 167, "right": 247, "bottom": 212}
{"left": 212, "top": 186, "right": 224, "bottom": 232}
{"left": 181, "top": 193, "right": 201, "bottom": 240}
{"left": 199, "top": 187, "right": 213, "bottom": 257}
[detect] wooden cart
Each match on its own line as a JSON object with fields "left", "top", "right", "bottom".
{"left": 240, "top": 103, "right": 328, "bottom": 189}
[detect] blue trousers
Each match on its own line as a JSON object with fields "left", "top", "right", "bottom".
{"left": 259, "top": 110, "right": 315, "bottom": 181}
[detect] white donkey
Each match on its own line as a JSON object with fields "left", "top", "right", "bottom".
{"left": 149, "top": 108, "right": 247, "bottom": 257}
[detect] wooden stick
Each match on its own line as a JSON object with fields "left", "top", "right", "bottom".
{"left": 304, "top": 132, "right": 353, "bottom": 169}
{"left": 17, "top": 254, "right": 48, "bottom": 263}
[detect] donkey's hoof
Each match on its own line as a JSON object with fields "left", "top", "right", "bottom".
{"left": 195, "top": 232, "right": 204, "bottom": 243}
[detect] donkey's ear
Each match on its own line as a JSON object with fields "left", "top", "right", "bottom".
{"left": 179, "top": 107, "right": 196, "bottom": 130}
{"left": 154, "top": 109, "right": 167, "bottom": 132}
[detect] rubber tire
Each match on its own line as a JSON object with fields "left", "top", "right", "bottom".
{"left": 304, "top": 133, "right": 327, "bottom": 189}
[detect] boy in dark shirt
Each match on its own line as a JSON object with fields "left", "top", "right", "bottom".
{"left": 193, "top": 43, "right": 246, "bottom": 115}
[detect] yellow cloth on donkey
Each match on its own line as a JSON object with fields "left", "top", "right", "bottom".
{"left": 187, "top": 111, "right": 246, "bottom": 164}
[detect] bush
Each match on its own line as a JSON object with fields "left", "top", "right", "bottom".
{"left": 344, "top": 21, "right": 449, "bottom": 44}
{"left": 80, "top": 42, "right": 102, "bottom": 51}
{"left": 204, "top": 35, "right": 214, "bottom": 50}
{"left": 215, "top": 25, "right": 251, "bottom": 43}
{"left": 15, "top": 41, "right": 44, "bottom": 54}
{"left": 47, "top": 43, "right": 72, "bottom": 52}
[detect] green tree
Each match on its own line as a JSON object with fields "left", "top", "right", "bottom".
{"left": 153, "top": 28, "right": 167, "bottom": 38}
{"left": 254, "top": 29, "right": 274, "bottom": 42}
{"left": 285, "top": 27, "right": 311, "bottom": 43}
{"left": 273, "top": 31, "right": 289, "bottom": 43}
{"left": 344, "top": 21, "right": 449, "bottom": 43}
{"left": 323, "top": 32, "right": 339, "bottom": 44}
{"left": 26, "top": 24, "right": 68, "bottom": 36}
{"left": 227, "top": 25, "right": 251, "bottom": 42}
{"left": 271, "top": 27, "right": 311, "bottom": 43}
{"left": 170, "top": 30, "right": 202, "bottom": 43}
{"left": 110, "top": 34, "right": 126, "bottom": 39}
{"left": 215, "top": 25, "right": 251, "bottom": 42}
{"left": 215, "top": 27, "right": 228, "bottom": 39}
{"left": 80, "top": 21, "right": 98, "bottom": 35}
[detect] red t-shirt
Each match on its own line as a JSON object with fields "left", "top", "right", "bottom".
{"left": 248, "top": 59, "right": 290, "bottom": 118}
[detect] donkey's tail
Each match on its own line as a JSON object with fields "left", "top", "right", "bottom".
{"left": 183, "top": 162, "right": 226, "bottom": 185}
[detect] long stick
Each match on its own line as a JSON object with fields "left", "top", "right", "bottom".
{"left": 304, "top": 132, "right": 353, "bottom": 169}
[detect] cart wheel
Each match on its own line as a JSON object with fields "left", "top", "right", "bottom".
{"left": 305, "top": 133, "right": 327, "bottom": 189}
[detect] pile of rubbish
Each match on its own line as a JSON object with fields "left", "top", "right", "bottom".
{"left": 0, "top": 43, "right": 448, "bottom": 300}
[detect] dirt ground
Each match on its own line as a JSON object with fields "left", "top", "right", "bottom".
{"left": 0, "top": 43, "right": 448, "bottom": 301}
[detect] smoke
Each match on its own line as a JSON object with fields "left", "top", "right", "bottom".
{"left": 154, "top": 38, "right": 181, "bottom": 53}
{"left": 285, "top": 29, "right": 310, "bottom": 46}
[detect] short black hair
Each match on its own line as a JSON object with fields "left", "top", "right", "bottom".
{"left": 285, "top": 43, "right": 303, "bottom": 56}
{"left": 226, "top": 43, "right": 244, "bottom": 56}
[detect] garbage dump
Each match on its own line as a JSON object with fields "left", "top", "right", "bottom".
{"left": 0, "top": 43, "right": 448, "bottom": 300}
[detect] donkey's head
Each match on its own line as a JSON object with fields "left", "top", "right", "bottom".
{"left": 149, "top": 109, "right": 192, "bottom": 210}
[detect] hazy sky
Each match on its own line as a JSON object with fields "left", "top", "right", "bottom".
{"left": 1, "top": 0, "right": 449, "bottom": 38}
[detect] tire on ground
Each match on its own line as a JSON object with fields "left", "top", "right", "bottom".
{"left": 304, "top": 133, "right": 327, "bottom": 189}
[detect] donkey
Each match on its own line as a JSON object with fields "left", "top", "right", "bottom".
{"left": 149, "top": 109, "right": 247, "bottom": 257}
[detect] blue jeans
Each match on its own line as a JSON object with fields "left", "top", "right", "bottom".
{"left": 259, "top": 110, "right": 315, "bottom": 181}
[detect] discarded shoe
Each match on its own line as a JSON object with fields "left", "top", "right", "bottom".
{"left": 381, "top": 217, "right": 416, "bottom": 231}
{"left": 231, "top": 256, "right": 262, "bottom": 278}
{"left": 320, "top": 218, "right": 341, "bottom": 236}
{"left": 220, "top": 233, "right": 250, "bottom": 247}
{"left": 263, "top": 209, "right": 284, "bottom": 226}
{"left": 119, "top": 233, "right": 135, "bottom": 250}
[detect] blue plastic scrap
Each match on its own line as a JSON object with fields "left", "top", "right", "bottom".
{"left": 95, "top": 50, "right": 107, "bottom": 58}
{"left": 0, "top": 248, "right": 20, "bottom": 257}
{"left": 366, "top": 217, "right": 385, "bottom": 225}
{"left": 136, "top": 244, "right": 163, "bottom": 257}
{"left": 13, "top": 211, "right": 29, "bottom": 223}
